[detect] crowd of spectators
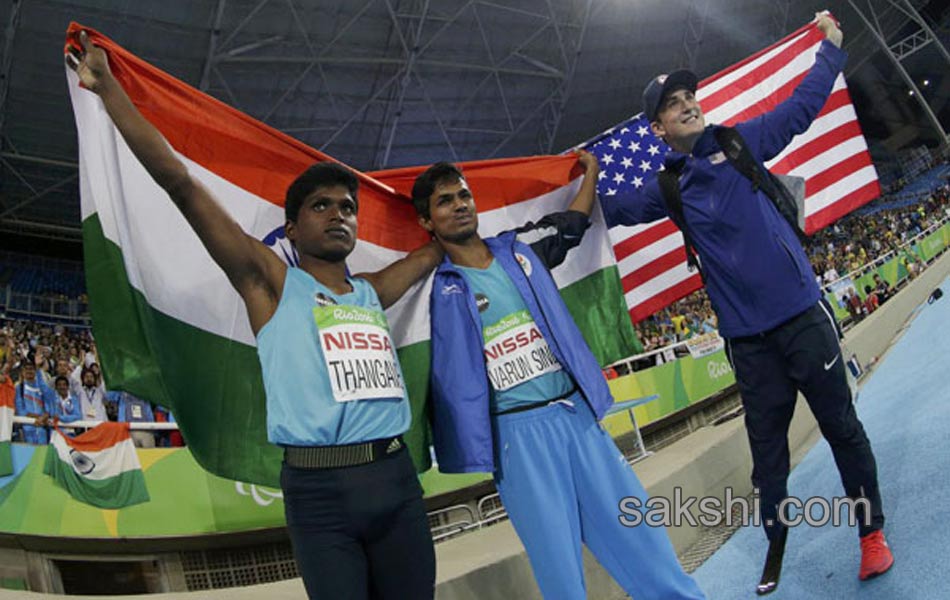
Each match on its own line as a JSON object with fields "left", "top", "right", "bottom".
{"left": 0, "top": 318, "right": 182, "bottom": 448}
{"left": 809, "top": 183, "right": 949, "bottom": 285}
{"left": 634, "top": 181, "right": 950, "bottom": 352}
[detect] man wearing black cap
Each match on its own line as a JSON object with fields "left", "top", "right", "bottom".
{"left": 602, "top": 13, "right": 893, "bottom": 595}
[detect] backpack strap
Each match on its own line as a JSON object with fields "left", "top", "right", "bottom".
{"left": 657, "top": 161, "right": 705, "bottom": 282}
{"left": 713, "top": 126, "right": 807, "bottom": 241}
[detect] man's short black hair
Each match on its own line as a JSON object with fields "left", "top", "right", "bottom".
{"left": 411, "top": 162, "right": 465, "bottom": 219}
{"left": 54, "top": 375, "right": 70, "bottom": 387}
{"left": 285, "top": 162, "right": 359, "bottom": 222}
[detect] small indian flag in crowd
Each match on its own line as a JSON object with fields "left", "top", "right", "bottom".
{"left": 0, "top": 378, "right": 14, "bottom": 477}
{"left": 44, "top": 422, "right": 149, "bottom": 509}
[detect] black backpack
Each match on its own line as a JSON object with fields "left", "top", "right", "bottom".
{"left": 657, "top": 126, "right": 807, "bottom": 281}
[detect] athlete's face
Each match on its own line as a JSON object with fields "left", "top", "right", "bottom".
{"left": 419, "top": 177, "right": 478, "bottom": 243}
{"left": 56, "top": 379, "right": 69, "bottom": 398}
{"left": 651, "top": 88, "right": 705, "bottom": 153}
{"left": 286, "top": 184, "right": 358, "bottom": 262}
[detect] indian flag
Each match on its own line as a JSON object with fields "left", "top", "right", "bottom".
{"left": 66, "top": 23, "right": 639, "bottom": 488}
{"left": 0, "top": 378, "right": 13, "bottom": 477}
{"left": 43, "top": 422, "right": 149, "bottom": 509}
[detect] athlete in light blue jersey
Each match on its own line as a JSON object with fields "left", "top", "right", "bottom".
{"left": 70, "top": 31, "right": 439, "bottom": 600}
{"left": 412, "top": 157, "right": 705, "bottom": 600}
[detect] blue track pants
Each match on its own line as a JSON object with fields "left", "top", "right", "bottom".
{"left": 492, "top": 394, "right": 705, "bottom": 600}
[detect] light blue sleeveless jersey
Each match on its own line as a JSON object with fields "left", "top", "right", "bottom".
{"left": 256, "top": 267, "right": 410, "bottom": 446}
{"left": 457, "top": 260, "right": 573, "bottom": 413}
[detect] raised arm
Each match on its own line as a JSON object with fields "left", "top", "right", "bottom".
{"left": 566, "top": 150, "right": 601, "bottom": 216}
{"left": 356, "top": 242, "right": 443, "bottom": 309}
{"left": 746, "top": 14, "right": 846, "bottom": 161}
{"left": 66, "top": 31, "right": 286, "bottom": 334}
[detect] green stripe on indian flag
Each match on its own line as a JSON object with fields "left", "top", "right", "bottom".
{"left": 43, "top": 422, "right": 149, "bottom": 509}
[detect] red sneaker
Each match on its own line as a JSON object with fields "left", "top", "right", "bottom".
{"left": 859, "top": 530, "right": 894, "bottom": 580}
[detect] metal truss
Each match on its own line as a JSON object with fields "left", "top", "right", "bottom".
{"left": 679, "top": 0, "right": 710, "bottom": 72}
{"left": 0, "top": 0, "right": 23, "bottom": 138}
{"left": 848, "top": 0, "right": 950, "bottom": 149}
{"left": 0, "top": 152, "right": 78, "bottom": 227}
{"left": 206, "top": 0, "right": 593, "bottom": 167}
{"left": 770, "top": 1, "right": 792, "bottom": 41}
{"left": 891, "top": 29, "right": 931, "bottom": 60}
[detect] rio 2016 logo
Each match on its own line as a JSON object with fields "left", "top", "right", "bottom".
{"left": 707, "top": 360, "right": 732, "bottom": 379}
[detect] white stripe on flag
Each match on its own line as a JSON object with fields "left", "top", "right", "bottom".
{"left": 786, "top": 136, "right": 869, "bottom": 182}
{"left": 703, "top": 43, "right": 820, "bottom": 124}
{"left": 696, "top": 30, "right": 809, "bottom": 100}
{"left": 807, "top": 166, "right": 880, "bottom": 214}
{"left": 624, "top": 263, "right": 696, "bottom": 309}
{"left": 616, "top": 231, "right": 683, "bottom": 275}
{"left": 0, "top": 406, "right": 13, "bottom": 443}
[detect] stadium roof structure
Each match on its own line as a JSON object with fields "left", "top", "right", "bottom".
{"left": 0, "top": 0, "right": 947, "bottom": 251}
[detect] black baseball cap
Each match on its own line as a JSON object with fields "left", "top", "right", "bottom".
{"left": 642, "top": 70, "right": 699, "bottom": 122}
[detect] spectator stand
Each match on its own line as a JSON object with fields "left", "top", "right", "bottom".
{"left": 0, "top": 251, "right": 89, "bottom": 326}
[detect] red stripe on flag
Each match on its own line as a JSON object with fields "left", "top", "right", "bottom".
{"left": 770, "top": 116, "right": 862, "bottom": 174}
{"left": 627, "top": 276, "right": 704, "bottom": 324}
{"left": 621, "top": 247, "right": 689, "bottom": 291}
{"left": 700, "top": 31, "right": 821, "bottom": 113}
{"left": 804, "top": 152, "right": 875, "bottom": 199}
{"left": 612, "top": 220, "right": 679, "bottom": 262}
{"left": 716, "top": 71, "right": 808, "bottom": 126}
{"left": 698, "top": 21, "right": 823, "bottom": 88}
{"left": 815, "top": 87, "right": 854, "bottom": 119}
{"left": 805, "top": 180, "right": 881, "bottom": 232}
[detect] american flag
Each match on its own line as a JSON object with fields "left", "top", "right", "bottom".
{"left": 581, "top": 18, "right": 880, "bottom": 324}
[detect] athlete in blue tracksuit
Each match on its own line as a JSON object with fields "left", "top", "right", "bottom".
{"left": 412, "top": 154, "right": 705, "bottom": 600}
{"left": 602, "top": 14, "right": 892, "bottom": 593}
